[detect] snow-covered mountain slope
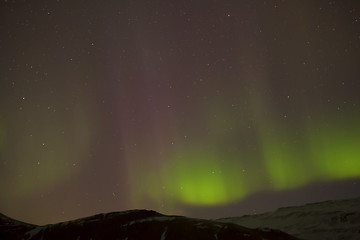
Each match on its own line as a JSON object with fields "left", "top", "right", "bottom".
{"left": 217, "top": 198, "right": 360, "bottom": 240}
{"left": 0, "top": 210, "right": 300, "bottom": 240}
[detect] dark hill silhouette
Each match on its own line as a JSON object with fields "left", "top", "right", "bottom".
{"left": 0, "top": 210, "right": 300, "bottom": 240}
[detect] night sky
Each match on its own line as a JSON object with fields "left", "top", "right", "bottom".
{"left": 1, "top": 0, "right": 360, "bottom": 225}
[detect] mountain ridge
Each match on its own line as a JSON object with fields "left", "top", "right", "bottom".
{"left": 0, "top": 209, "right": 300, "bottom": 240}
{"left": 2, "top": 198, "right": 360, "bottom": 240}
{"left": 217, "top": 197, "right": 360, "bottom": 240}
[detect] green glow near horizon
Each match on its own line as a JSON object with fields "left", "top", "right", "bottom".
{"left": 147, "top": 118, "right": 360, "bottom": 207}
{"left": 308, "top": 120, "right": 360, "bottom": 180}
{"left": 160, "top": 148, "right": 251, "bottom": 205}
{"left": 260, "top": 130, "right": 313, "bottom": 190}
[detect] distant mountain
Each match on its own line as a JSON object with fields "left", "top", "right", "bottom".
{"left": 0, "top": 210, "right": 300, "bottom": 240}
{"left": 218, "top": 198, "right": 360, "bottom": 240}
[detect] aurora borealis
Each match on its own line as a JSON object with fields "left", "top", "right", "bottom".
{"left": 1, "top": 0, "right": 360, "bottom": 225}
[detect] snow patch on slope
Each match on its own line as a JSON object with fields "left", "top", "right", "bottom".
{"left": 161, "top": 226, "right": 168, "bottom": 240}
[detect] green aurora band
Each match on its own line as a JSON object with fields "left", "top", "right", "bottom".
{"left": 162, "top": 149, "right": 249, "bottom": 205}
{"left": 144, "top": 117, "right": 360, "bottom": 207}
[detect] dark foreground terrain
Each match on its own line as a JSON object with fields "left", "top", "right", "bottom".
{"left": 2, "top": 198, "right": 360, "bottom": 240}
{"left": 0, "top": 209, "right": 300, "bottom": 240}
{"left": 218, "top": 198, "right": 360, "bottom": 240}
